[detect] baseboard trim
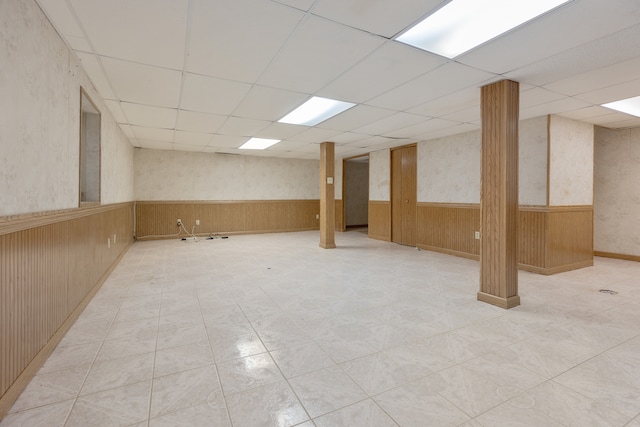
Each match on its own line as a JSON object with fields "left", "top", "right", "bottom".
{"left": 0, "top": 242, "right": 133, "bottom": 420}
{"left": 416, "top": 244, "right": 479, "bottom": 261}
{"left": 594, "top": 251, "right": 640, "bottom": 262}
{"left": 368, "top": 233, "right": 390, "bottom": 242}
{"left": 519, "top": 260, "right": 594, "bottom": 275}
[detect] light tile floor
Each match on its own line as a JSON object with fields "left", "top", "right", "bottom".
{"left": 3, "top": 230, "right": 640, "bottom": 426}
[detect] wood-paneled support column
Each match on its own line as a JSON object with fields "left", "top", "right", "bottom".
{"left": 320, "top": 142, "right": 336, "bottom": 248}
{"left": 478, "top": 80, "right": 520, "bottom": 309}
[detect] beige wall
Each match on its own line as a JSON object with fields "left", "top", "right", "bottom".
{"left": 0, "top": 0, "right": 134, "bottom": 216}
{"left": 369, "top": 149, "right": 390, "bottom": 201}
{"left": 549, "top": 115, "right": 594, "bottom": 206}
{"left": 134, "top": 149, "right": 319, "bottom": 200}
{"left": 594, "top": 126, "right": 640, "bottom": 257}
{"left": 415, "top": 117, "right": 549, "bottom": 205}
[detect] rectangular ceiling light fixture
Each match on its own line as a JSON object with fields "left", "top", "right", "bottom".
{"left": 278, "top": 96, "right": 356, "bottom": 126}
{"left": 396, "top": 0, "right": 572, "bottom": 58}
{"left": 602, "top": 96, "right": 640, "bottom": 117}
{"left": 239, "top": 137, "right": 281, "bottom": 150}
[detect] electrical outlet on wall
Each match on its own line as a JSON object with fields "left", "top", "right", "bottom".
{"left": 108, "top": 238, "right": 111, "bottom": 248}
{"left": 177, "top": 219, "right": 182, "bottom": 226}
{"left": 196, "top": 219, "right": 200, "bottom": 226}
{"left": 475, "top": 231, "right": 480, "bottom": 240}
{"left": 315, "top": 214, "right": 319, "bottom": 219}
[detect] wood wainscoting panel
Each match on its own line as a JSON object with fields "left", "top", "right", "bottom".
{"left": 518, "top": 208, "right": 547, "bottom": 272}
{"left": 416, "top": 203, "right": 480, "bottom": 260}
{"left": 335, "top": 199, "right": 344, "bottom": 231}
{"left": 135, "top": 200, "right": 320, "bottom": 239}
{"left": 368, "top": 201, "right": 390, "bottom": 241}
{"left": 546, "top": 206, "right": 593, "bottom": 273}
{"left": 0, "top": 203, "right": 134, "bottom": 417}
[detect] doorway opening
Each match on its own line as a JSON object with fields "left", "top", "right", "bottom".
{"left": 343, "top": 155, "right": 369, "bottom": 233}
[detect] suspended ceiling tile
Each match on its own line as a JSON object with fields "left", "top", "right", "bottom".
{"left": 367, "top": 61, "right": 497, "bottom": 111}
{"left": 311, "top": 0, "right": 442, "bottom": 38}
{"left": 519, "top": 97, "right": 591, "bottom": 121}
{"left": 317, "top": 42, "right": 446, "bottom": 104}
{"left": 218, "top": 117, "right": 272, "bottom": 137}
{"left": 208, "top": 135, "right": 247, "bottom": 149}
{"left": 439, "top": 107, "right": 479, "bottom": 124}
{"left": 272, "top": 0, "right": 315, "bottom": 12}
{"left": 458, "top": 0, "right": 640, "bottom": 74}
{"left": 131, "top": 126, "right": 175, "bottom": 142}
{"left": 174, "top": 130, "right": 213, "bottom": 145}
{"left": 103, "top": 100, "right": 127, "bottom": 123}
{"left": 254, "top": 122, "right": 307, "bottom": 140}
{"left": 180, "top": 73, "right": 252, "bottom": 115}
{"left": 171, "top": 142, "right": 207, "bottom": 152}
{"left": 257, "top": 15, "right": 384, "bottom": 93}
{"left": 520, "top": 87, "right": 566, "bottom": 109}
{"left": 65, "top": 35, "right": 92, "bottom": 52}
{"left": 264, "top": 140, "right": 307, "bottom": 151}
{"left": 506, "top": 23, "right": 640, "bottom": 86}
{"left": 176, "top": 110, "right": 226, "bottom": 133}
{"left": 121, "top": 103, "right": 177, "bottom": 129}
{"left": 328, "top": 132, "right": 370, "bottom": 145}
{"left": 544, "top": 57, "right": 640, "bottom": 96}
{"left": 408, "top": 87, "right": 479, "bottom": 119}
{"left": 36, "top": 0, "right": 84, "bottom": 38}
{"left": 574, "top": 78, "right": 640, "bottom": 105}
{"left": 187, "top": 0, "right": 303, "bottom": 82}
{"left": 69, "top": 0, "right": 188, "bottom": 69}
{"left": 385, "top": 117, "right": 460, "bottom": 139}
{"left": 288, "top": 127, "right": 342, "bottom": 143}
{"left": 75, "top": 52, "right": 116, "bottom": 100}
{"left": 600, "top": 117, "right": 640, "bottom": 129}
{"left": 137, "top": 140, "right": 174, "bottom": 150}
{"left": 419, "top": 123, "right": 480, "bottom": 140}
{"left": 354, "top": 112, "right": 426, "bottom": 136}
{"left": 317, "top": 105, "right": 397, "bottom": 132}
{"left": 233, "top": 86, "right": 308, "bottom": 121}
{"left": 557, "top": 106, "right": 618, "bottom": 121}
{"left": 101, "top": 57, "right": 182, "bottom": 107}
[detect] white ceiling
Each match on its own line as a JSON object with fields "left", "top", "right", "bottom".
{"left": 36, "top": 0, "right": 640, "bottom": 160}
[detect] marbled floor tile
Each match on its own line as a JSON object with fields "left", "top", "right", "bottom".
{"left": 105, "top": 317, "right": 159, "bottom": 342}
{"left": 315, "top": 332, "right": 378, "bottom": 364}
{"left": 270, "top": 341, "right": 336, "bottom": 379}
{"left": 555, "top": 352, "right": 640, "bottom": 418}
{"left": 0, "top": 400, "right": 74, "bottom": 427}
{"left": 216, "top": 353, "right": 284, "bottom": 396}
{"left": 150, "top": 365, "right": 224, "bottom": 419}
{"left": 627, "top": 415, "right": 640, "bottom": 427}
{"left": 95, "top": 334, "right": 158, "bottom": 363}
{"left": 226, "top": 380, "right": 309, "bottom": 427}
{"left": 313, "top": 399, "right": 397, "bottom": 427}
{"left": 9, "top": 363, "right": 90, "bottom": 413}
{"left": 288, "top": 367, "right": 367, "bottom": 418}
{"left": 153, "top": 341, "right": 214, "bottom": 378}
{"left": 156, "top": 322, "right": 208, "bottom": 351}
{"left": 373, "top": 377, "right": 470, "bottom": 427}
{"left": 67, "top": 380, "right": 152, "bottom": 427}
{"left": 422, "top": 353, "right": 546, "bottom": 417}
{"left": 38, "top": 342, "right": 101, "bottom": 375}
{"left": 80, "top": 352, "right": 155, "bottom": 396}
{"left": 340, "top": 352, "right": 414, "bottom": 395}
{"left": 208, "top": 332, "right": 267, "bottom": 362}
{"left": 479, "top": 380, "right": 630, "bottom": 427}
{"left": 149, "top": 401, "right": 231, "bottom": 427}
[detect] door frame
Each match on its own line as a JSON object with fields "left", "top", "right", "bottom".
{"left": 342, "top": 154, "right": 370, "bottom": 232}
{"left": 390, "top": 143, "right": 417, "bottom": 246}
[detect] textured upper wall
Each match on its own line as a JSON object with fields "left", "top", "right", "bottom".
{"left": 134, "top": 149, "right": 319, "bottom": 200}
{"left": 0, "top": 0, "right": 134, "bottom": 216}
{"left": 418, "top": 130, "right": 480, "bottom": 204}
{"left": 416, "top": 117, "right": 548, "bottom": 205}
{"left": 549, "top": 115, "right": 594, "bottom": 206}
{"left": 594, "top": 127, "right": 640, "bottom": 256}
{"left": 369, "top": 149, "right": 390, "bottom": 201}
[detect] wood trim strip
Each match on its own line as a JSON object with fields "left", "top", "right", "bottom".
{"left": 135, "top": 199, "right": 319, "bottom": 205}
{"left": 0, "top": 202, "right": 134, "bottom": 236}
{"left": 417, "top": 244, "right": 480, "bottom": 261}
{"left": 594, "top": 251, "right": 640, "bottom": 263}
{"left": 416, "top": 202, "right": 479, "bottom": 209}
{"left": 0, "top": 242, "right": 133, "bottom": 419}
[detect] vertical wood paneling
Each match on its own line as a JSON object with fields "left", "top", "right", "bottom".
{"left": 391, "top": 149, "right": 402, "bottom": 244}
{"left": 0, "top": 203, "right": 134, "bottom": 414}
{"left": 479, "top": 79, "right": 520, "bottom": 308}
{"left": 416, "top": 203, "right": 480, "bottom": 259}
{"left": 368, "top": 201, "right": 390, "bottom": 241}
{"left": 547, "top": 208, "right": 593, "bottom": 272}
{"left": 135, "top": 201, "right": 321, "bottom": 239}
{"left": 518, "top": 209, "right": 547, "bottom": 270}
{"left": 320, "top": 142, "right": 336, "bottom": 248}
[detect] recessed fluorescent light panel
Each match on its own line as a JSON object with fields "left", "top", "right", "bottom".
{"left": 396, "top": 0, "right": 572, "bottom": 58}
{"left": 239, "top": 137, "right": 281, "bottom": 150}
{"left": 602, "top": 96, "right": 640, "bottom": 117}
{"left": 279, "top": 96, "right": 356, "bottom": 126}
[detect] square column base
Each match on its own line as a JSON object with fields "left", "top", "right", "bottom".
{"left": 477, "top": 292, "right": 520, "bottom": 309}
{"left": 319, "top": 242, "right": 336, "bottom": 249}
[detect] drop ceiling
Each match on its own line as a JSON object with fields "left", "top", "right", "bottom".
{"left": 36, "top": 0, "right": 640, "bottom": 160}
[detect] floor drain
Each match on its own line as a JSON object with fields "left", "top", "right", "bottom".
{"left": 599, "top": 289, "right": 618, "bottom": 295}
